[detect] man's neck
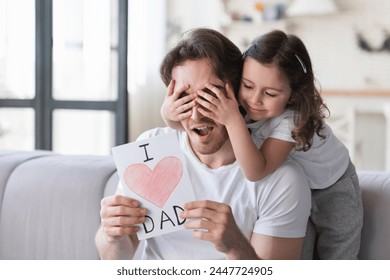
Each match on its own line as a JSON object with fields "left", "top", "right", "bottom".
{"left": 192, "top": 140, "right": 236, "bottom": 169}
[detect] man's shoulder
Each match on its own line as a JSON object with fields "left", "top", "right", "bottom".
{"left": 279, "top": 160, "right": 307, "bottom": 181}
{"left": 259, "top": 159, "right": 309, "bottom": 191}
{"left": 137, "top": 127, "right": 180, "bottom": 140}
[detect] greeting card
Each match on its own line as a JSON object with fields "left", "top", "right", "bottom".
{"left": 112, "top": 132, "right": 195, "bottom": 239}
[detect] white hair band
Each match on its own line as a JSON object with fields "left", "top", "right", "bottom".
{"left": 295, "top": 54, "right": 307, "bottom": 74}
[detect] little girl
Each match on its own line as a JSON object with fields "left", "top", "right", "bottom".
{"left": 160, "top": 30, "right": 363, "bottom": 259}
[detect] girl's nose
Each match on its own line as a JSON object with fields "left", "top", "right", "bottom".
{"left": 252, "top": 91, "right": 263, "bottom": 104}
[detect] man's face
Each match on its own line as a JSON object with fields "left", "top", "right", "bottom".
{"left": 171, "top": 59, "right": 229, "bottom": 156}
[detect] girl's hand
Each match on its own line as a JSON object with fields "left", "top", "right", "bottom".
{"left": 161, "top": 80, "right": 196, "bottom": 124}
{"left": 196, "top": 83, "right": 241, "bottom": 126}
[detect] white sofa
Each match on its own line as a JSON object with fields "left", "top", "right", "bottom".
{"left": 0, "top": 149, "right": 389, "bottom": 259}
{"left": 0, "top": 150, "right": 118, "bottom": 259}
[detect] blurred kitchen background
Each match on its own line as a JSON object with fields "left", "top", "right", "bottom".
{"left": 0, "top": 0, "right": 389, "bottom": 171}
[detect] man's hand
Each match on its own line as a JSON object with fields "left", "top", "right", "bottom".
{"left": 100, "top": 195, "right": 147, "bottom": 243}
{"left": 180, "top": 200, "right": 258, "bottom": 259}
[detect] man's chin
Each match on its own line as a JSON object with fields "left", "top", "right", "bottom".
{"left": 191, "top": 143, "right": 221, "bottom": 156}
{"left": 188, "top": 134, "right": 228, "bottom": 156}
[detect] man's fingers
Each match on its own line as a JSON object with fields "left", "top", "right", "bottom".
{"left": 183, "top": 216, "right": 213, "bottom": 229}
{"left": 103, "top": 225, "right": 140, "bottom": 237}
{"left": 102, "top": 215, "right": 146, "bottom": 227}
{"left": 103, "top": 204, "right": 147, "bottom": 218}
{"left": 101, "top": 195, "right": 139, "bottom": 208}
{"left": 181, "top": 207, "right": 216, "bottom": 220}
{"left": 181, "top": 200, "right": 232, "bottom": 222}
{"left": 184, "top": 200, "right": 231, "bottom": 213}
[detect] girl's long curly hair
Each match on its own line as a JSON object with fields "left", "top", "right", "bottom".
{"left": 243, "top": 30, "right": 329, "bottom": 151}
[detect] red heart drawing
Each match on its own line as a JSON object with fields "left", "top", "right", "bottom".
{"left": 124, "top": 156, "right": 183, "bottom": 208}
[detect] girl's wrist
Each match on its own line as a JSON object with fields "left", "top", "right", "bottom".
{"left": 225, "top": 110, "right": 246, "bottom": 128}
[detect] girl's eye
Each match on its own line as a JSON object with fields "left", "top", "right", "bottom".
{"left": 265, "top": 91, "right": 276, "bottom": 97}
{"left": 243, "top": 83, "right": 253, "bottom": 90}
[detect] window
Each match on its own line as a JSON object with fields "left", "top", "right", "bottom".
{"left": 0, "top": 0, "right": 128, "bottom": 155}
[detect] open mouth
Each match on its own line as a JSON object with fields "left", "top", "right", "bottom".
{"left": 193, "top": 126, "right": 213, "bottom": 136}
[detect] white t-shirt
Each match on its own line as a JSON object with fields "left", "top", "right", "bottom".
{"left": 119, "top": 127, "right": 310, "bottom": 260}
{"left": 247, "top": 110, "right": 350, "bottom": 189}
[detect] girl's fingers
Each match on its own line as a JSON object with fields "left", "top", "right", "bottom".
{"left": 197, "top": 107, "right": 215, "bottom": 120}
{"left": 167, "top": 80, "right": 175, "bottom": 96}
{"left": 172, "top": 83, "right": 190, "bottom": 99}
{"left": 174, "top": 94, "right": 195, "bottom": 107}
{"left": 224, "top": 83, "right": 236, "bottom": 99}
{"left": 180, "top": 100, "right": 196, "bottom": 112}
{"left": 195, "top": 95, "right": 216, "bottom": 110}
{"left": 177, "top": 111, "right": 193, "bottom": 120}
{"left": 205, "top": 83, "right": 227, "bottom": 100}
{"left": 197, "top": 89, "right": 218, "bottom": 103}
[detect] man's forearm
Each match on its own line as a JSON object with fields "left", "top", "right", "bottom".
{"left": 225, "top": 231, "right": 259, "bottom": 260}
{"left": 95, "top": 226, "right": 138, "bottom": 259}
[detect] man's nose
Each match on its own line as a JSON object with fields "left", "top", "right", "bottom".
{"left": 190, "top": 103, "right": 203, "bottom": 121}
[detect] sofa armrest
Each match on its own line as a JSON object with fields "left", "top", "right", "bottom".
{"left": 358, "top": 171, "right": 390, "bottom": 259}
{"left": 0, "top": 152, "right": 117, "bottom": 260}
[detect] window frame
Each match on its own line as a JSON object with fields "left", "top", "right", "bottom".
{"left": 0, "top": 0, "right": 129, "bottom": 151}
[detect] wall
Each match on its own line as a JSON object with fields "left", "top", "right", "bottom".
{"left": 221, "top": 0, "right": 390, "bottom": 90}
{"left": 127, "top": 0, "right": 167, "bottom": 141}
{"left": 136, "top": 0, "right": 390, "bottom": 170}
{"left": 165, "top": 0, "right": 390, "bottom": 91}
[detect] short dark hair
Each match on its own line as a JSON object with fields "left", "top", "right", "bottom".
{"left": 160, "top": 28, "right": 243, "bottom": 95}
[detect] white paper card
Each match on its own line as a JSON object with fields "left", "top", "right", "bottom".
{"left": 111, "top": 132, "right": 196, "bottom": 240}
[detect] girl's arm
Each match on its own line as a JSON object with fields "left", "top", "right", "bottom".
{"left": 196, "top": 83, "right": 294, "bottom": 181}
{"left": 160, "top": 80, "right": 196, "bottom": 130}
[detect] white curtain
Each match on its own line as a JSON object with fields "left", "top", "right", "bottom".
{"left": 128, "top": 0, "right": 167, "bottom": 140}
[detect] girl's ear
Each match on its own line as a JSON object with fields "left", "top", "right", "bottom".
{"left": 287, "top": 93, "right": 295, "bottom": 105}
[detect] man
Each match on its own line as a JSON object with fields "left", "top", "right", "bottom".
{"left": 95, "top": 28, "right": 311, "bottom": 260}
